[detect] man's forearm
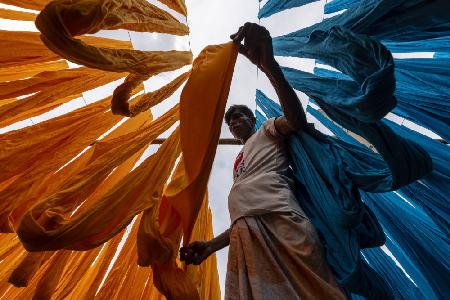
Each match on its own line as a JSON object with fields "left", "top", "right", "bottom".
{"left": 261, "top": 59, "right": 307, "bottom": 131}
{"left": 209, "top": 228, "right": 230, "bottom": 252}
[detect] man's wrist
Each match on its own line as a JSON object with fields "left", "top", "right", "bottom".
{"left": 261, "top": 58, "right": 281, "bottom": 76}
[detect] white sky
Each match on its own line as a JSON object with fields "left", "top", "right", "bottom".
{"left": 0, "top": 0, "right": 440, "bottom": 298}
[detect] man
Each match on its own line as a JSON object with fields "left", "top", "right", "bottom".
{"left": 180, "top": 23, "right": 345, "bottom": 299}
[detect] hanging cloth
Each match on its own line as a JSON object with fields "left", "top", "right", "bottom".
{"left": 16, "top": 107, "right": 179, "bottom": 251}
{"left": 157, "top": 0, "right": 188, "bottom": 16}
{"left": 258, "top": 0, "right": 318, "bottom": 19}
{"left": 164, "top": 42, "right": 238, "bottom": 245}
{"left": 35, "top": 0, "right": 191, "bottom": 75}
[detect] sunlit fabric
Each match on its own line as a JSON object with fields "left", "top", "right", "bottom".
{"left": 158, "top": 0, "right": 188, "bottom": 16}
{"left": 17, "top": 106, "right": 180, "bottom": 251}
{"left": 112, "top": 71, "right": 190, "bottom": 117}
{"left": 0, "top": 0, "right": 220, "bottom": 298}
{"left": 0, "top": 98, "right": 127, "bottom": 231}
{"left": 165, "top": 42, "right": 238, "bottom": 244}
{"left": 258, "top": 0, "right": 318, "bottom": 19}
{"left": 36, "top": 0, "right": 191, "bottom": 75}
{"left": 0, "top": 7, "right": 36, "bottom": 21}
{"left": 0, "top": 30, "right": 133, "bottom": 68}
{"left": 0, "top": 67, "right": 126, "bottom": 127}
{"left": 0, "top": 60, "right": 68, "bottom": 83}
{"left": 0, "top": 0, "right": 50, "bottom": 11}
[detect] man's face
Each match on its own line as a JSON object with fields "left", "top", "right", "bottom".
{"left": 228, "top": 110, "right": 255, "bottom": 140}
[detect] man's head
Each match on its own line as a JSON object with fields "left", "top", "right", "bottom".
{"left": 225, "top": 105, "right": 256, "bottom": 142}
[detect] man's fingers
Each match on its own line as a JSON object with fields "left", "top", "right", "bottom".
{"left": 231, "top": 26, "right": 246, "bottom": 45}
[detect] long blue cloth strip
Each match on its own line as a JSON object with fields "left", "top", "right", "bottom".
{"left": 308, "top": 104, "right": 450, "bottom": 297}
{"left": 324, "top": 0, "right": 360, "bottom": 14}
{"left": 383, "top": 36, "right": 450, "bottom": 53}
{"left": 362, "top": 192, "right": 450, "bottom": 298}
{"left": 313, "top": 62, "right": 450, "bottom": 141}
{"left": 256, "top": 91, "right": 393, "bottom": 297}
{"left": 258, "top": 0, "right": 318, "bottom": 19}
{"left": 273, "top": 0, "right": 450, "bottom": 45}
{"left": 308, "top": 105, "right": 450, "bottom": 234}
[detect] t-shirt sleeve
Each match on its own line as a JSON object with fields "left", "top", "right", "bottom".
{"left": 262, "top": 117, "right": 288, "bottom": 140}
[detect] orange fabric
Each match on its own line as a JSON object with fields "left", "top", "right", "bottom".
{"left": 94, "top": 217, "right": 141, "bottom": 299}
{"left": 0, "top": 67, "right": 126, "bottom": 127}
{"left": 0, "top": 100, "right": 126, "bottom": 231}
{"left": 158, "top": 0, "right": 188, "bottom": 16}
{"left": 165, "top": 42, "right": 238, "bottom": 244}
{"left": 35, "top": 0, "right": 191, "bottom": 76}
{"left": 0, "top": 8, "right": 37, "bottom": 21}
{"left": 0, "top": 60, "right": 68, "bottom": 83}
{"left": 0, "top": 0, "right": 50, "bottom": 11}
{"left": 0, "top": 30, "right": 132, "bottom": 69}
{"left": 8, "top": 251, "right": 54, "bottom": 287}
{"left": 17, "top": 109, "right": 180, "bottom": 251}
{"left": 112, "top": 71, "right": 190, "bottom": 116}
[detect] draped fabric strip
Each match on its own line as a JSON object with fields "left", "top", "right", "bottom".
{"left": 0, "top": 0, "right": 234, "bottom": 295}
{"left": 258, "top": 0, "right": 318, "bottom": 18}
{"left": 35, "top": 0, "right": 192, "bottom": 76}
{"left": 158, "top": 0, "right": 188, "bottom": 16}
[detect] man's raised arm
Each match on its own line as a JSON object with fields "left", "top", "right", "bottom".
{"left": 231, "top": 23, "right": 307, "bottom": 135}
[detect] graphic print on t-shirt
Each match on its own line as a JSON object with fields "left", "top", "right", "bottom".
{"left": 233, "top": 151, "right": 245, "bottom": 181}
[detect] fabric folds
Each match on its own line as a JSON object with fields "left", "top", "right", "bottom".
{"left": 35, "top": 0, "right": 192, "bottom": 76}
{"left": 164, "top": 42, "right": 238, "bottom": 244}
{"left": 17, "top": 106, "right": 180, "bottom": 251}
{"left": 158, "top": 0, "right": 188, "bottom": 16}
{"left": 258, "top": 0, "right": 318, "bottom": 19}
{"left": 255, "top": 89, "right": 431, "bottom": 298}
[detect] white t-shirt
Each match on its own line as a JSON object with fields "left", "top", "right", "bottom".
{"left": 228, "top": 118, "right": 306, "bottom": 223}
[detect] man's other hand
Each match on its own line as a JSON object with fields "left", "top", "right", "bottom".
{"left": 180, "top": 240, "right": 213, "bottom": 265}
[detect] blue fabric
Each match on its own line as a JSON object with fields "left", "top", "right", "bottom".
{"left": 309, "top": 104, "right": 449, "bottom": 233}
{"left": 382, "top": 234, "right": 439, "bottom": 300}
{"left": 256, "top": 89, "right": 431, "bottom": 298}
{"left": 434, "top": 52, "right": 450, "bottom": 58}
{"left": 273, "top": 0, "right": 450, "bottom": 46}
{"left": 383, "top": 36, "right": 450, "bottom": 53}
{"left": 258, "top": 0, "right": 318, "bottom": 19}
{"left": 313, "top": 63, "right": 450, "bottom": 142}
{"left": 361, "top": 246, "right": 431, "bottom": 300}
{"left": 361, "top": 247, "right": 424, "bottom": 300}
{"left": 362, "top": 192, "right": 450, "bottom": 298}
{"left": 275, "top": 26, "right": 397, "bottom": 122}
{"left": 324, "top": 0, "right": 360, "bottom": 14}
{"left": 307, "top": 105, "right": 447, "bottom": 299}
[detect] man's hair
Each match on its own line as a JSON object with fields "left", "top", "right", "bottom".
{"left": 224, "top": 105, "right": 255, "bottom": 125}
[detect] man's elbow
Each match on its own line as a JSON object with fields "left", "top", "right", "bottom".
{"left": 287, "top": 117, "right": 307, "bottom": 133}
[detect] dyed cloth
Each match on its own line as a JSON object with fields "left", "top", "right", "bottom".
{"left": 225, "top": 212, "right": 345, "bottom": 300}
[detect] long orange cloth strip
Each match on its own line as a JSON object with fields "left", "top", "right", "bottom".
{"left": 165, "top": 41, "right": 238, "bottom": 244}
{"left": 0, "top": 0, "right": 50, "bottom": 11}
{"left": 158, "top": 0, "right": 188, "bottom": 16}
{"left": 0, "top": 30, "right": 133, "bottom": 69}
{"left": 0, "top": 8, "right": 37, "bottom": 21}
{"left": 0, "top": 67, "right": 126, "bottom": 127}
{"left": 17, "top": 108, "right": 180, "bottom": 251}
{"left": 35, "top": 0, "right": 191, "bottom": 76}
